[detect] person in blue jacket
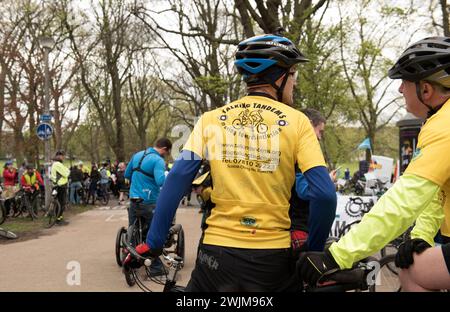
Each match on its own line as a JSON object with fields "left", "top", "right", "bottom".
{"left": 124, "top": 137, "right": 172, "bottom": 275}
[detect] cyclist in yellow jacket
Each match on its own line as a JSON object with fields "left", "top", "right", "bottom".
{"left": 297, "top": 37, "right": 450, "bottom": 291}
{"left": 50, "top": 150, "right": 70, "bottom": 225}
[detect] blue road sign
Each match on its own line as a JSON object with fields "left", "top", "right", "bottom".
{"left": 36, "top": 123, "right": 53, "bottom": 141}
{"left": 40, "top": 114, "right": 52, "bottom": 122}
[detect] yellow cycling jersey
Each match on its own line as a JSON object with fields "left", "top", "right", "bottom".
{"left": 183, "top": 95, "right": 326, "bottom": 248}
{"left": 404, "top": 99, "right": 450, "bottom": 237}
{"left": 51, "top": 161, "right": 70, "bottom": 186}
{"left": 330, "top": 99, "right": 450, "bottom": 269}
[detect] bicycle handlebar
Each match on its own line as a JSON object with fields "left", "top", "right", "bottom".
{"left": 305, "top": 257, "right": 378, "bottom": 292}
{"left": 122, "top": 224, "right": 183, "bottom": 266}
{"left": 320, "top": 267, "right": 366, "bottom": 285}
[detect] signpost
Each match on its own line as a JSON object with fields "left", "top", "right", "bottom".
{"left": 36, "top": 122, "right": 53, "bottom": 141}
{"left": 40, "top": 114, "right": 52, "bottom": 122}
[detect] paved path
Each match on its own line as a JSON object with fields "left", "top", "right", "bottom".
{"left": 0, "top": 203, "right": 202, "bottom": 291}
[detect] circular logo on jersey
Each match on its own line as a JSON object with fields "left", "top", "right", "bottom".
{"left": 240, "top": 216, "right": 257, "bottom": 227}
{"left": 277, "top": 120, "right": 288, "bottom": 126}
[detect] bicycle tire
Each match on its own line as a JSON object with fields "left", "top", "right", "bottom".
{"left": 101, "top": 193, "right": 109, "bottom": 205}
{"left": 123, "top": 224, "right": 141, "bottom": 287}
{"left": 0, "top": 201, "right": 5, "bottom": 225}
{"left": 45, "top": 199, "right": 61, "bottom": 228}
{"left": 28, "top": 195, "right": 39, "bottom": 220}
{"left": 115, "top": 227, "right": 127, "bottom": 267}
{"left": 176, "top": 227, "right": 185, "bottom": 266}
{"left": 12, "top": 197, "right": 23, "bottom": 218}
{"left": 123, "top": 266, "right": 136, "bottom": 287}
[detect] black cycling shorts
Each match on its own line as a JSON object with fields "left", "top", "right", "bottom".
{"left": 442, "top": 243, "right": 450, "bottom": 275}
{"left": 185, "top": 242, "right": 299, "bottom": 292}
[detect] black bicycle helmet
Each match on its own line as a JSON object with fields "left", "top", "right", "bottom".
{"left": 235, "top": 33, "right": 308, "bottom": 101}
{"left": 388, "top": 37, "right": 450, "bottom": 86}
{"left": 389, "top": 37, "right": 450, "bottom": 117}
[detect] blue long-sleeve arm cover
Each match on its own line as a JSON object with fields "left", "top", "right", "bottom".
{"left": 295, "top": 172, "right": 309, "bottom": 200}
{"left": 146, "top": 150, "right": 202, "bottom": 249}
{"left": 303, "top": 166, "right": 337, "bottom": 251}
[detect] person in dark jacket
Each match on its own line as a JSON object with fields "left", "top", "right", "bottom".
{"left": 69, "top": 163, "right": 84, "bottom": 204}
{"left": 88, "top": 165, "right": 101, "bottom": 205}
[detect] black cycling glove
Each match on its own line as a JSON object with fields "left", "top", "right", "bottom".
{"left": 395, "top": 238, "right": 431, "bottom": 269}
{"left": 297, "top": 249, "right": 340, "bottom": 286}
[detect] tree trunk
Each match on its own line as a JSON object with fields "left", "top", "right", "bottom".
{"left": 14, "top": 130, "right": 26, "bottom": 165}
{"left": 0, "top": 65, "right": 5, "bottom": 157}
{"left": 53, "top": 95, "right": 63, "bottom": 151}
{"left": 440, "top": 0, "right": 450, "bottom": 36}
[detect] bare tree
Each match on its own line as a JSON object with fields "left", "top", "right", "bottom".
{"left": 124, "top": 52, "right": 165, "bottom": 149}
{"left": 429, "top": 0, "right": 450, "bottom": 36}
{"left": 58, "top": 0, "right": 136, "bottom": 161}
{"left": 337, "top": 0, "right": 414, "bottom": 157}
{"left": 235, "top": 0, "right": 329, "bottom": 44}
{"left": 132, "top": 0, "right": 241, "bottom": 125}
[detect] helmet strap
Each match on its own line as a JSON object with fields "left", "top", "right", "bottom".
{"left": 275, "top": 70, "right": 290, "bottom": 102}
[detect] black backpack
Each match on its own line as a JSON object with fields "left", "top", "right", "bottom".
{"left": 131, "top": 149, "right": 155, "bottom": 181}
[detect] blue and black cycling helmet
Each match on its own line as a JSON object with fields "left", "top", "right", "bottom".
{"left": 388, "top": 36, "right": 450, "bottom": 117}
{"left": 235, "top": 34, "right": 308, "bottom": 75}
{"left": 235, "top": 34, "right": 308, "bottom": 101}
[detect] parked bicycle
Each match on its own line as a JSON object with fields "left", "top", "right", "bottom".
{"left": 43, "top": 186, "right": 62, "bottom": 228}
{"left": 95, "top": 182, "right": 109, "bottom": 205}
{"left": 11, "top": 187, "right": 40, "bottom": 220}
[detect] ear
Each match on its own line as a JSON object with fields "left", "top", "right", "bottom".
{"left": 421, "top": 81, "right": 435, "bottom": 100}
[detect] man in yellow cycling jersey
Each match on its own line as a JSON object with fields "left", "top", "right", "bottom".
{"left": 297, "top": 37, "right": 450, "bottom": 291}
{"left": 124, "top": 32, "right": 337, "bottom": 291}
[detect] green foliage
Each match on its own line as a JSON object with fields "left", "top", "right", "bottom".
{"left": 322, "top": 125, "right": 399, "bottom": 168}
{"left": 195, "top": 75, "right": 229, "bottom": 96}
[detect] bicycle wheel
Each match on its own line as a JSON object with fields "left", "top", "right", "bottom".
{"left": 79, "top": 189, "right": 88, "bottom": 205}
{"left": 375, "top": 254, "right": 401, "bottom": 292}
{"left": 175, "top": 227, "right": 185, "bottom": 266}
{"left": 115, "top": 227, "right": 127, "bottom": 267}
{"left": 104, "top": 192, "right": 110, "bottom": 205}
{"left": 12, "top": 196, "right": 23, "bottom": 218}
{"left": 45, "top": 199, "right": 61, "bottom": 228}
{"left": 123, "top": 224, "right": 140, "bottom": 287}
{"left": 28, "top": 195, "right": 39, "bottom": 220}
{"left": 123, "top": 265, "right": 136, "bottom": 287}
{"left": 0, "top": 201, "right": 5, "bottom": 225}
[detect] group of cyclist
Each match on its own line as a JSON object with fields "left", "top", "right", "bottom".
{"left": 2, "top": 150, "right": 132, "bottom": 226}
{"left": 119, "top": 32, "right": 450, "bottom": 292}
{"left": 1, "top": 151, "right": 73, "bottom": 225}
